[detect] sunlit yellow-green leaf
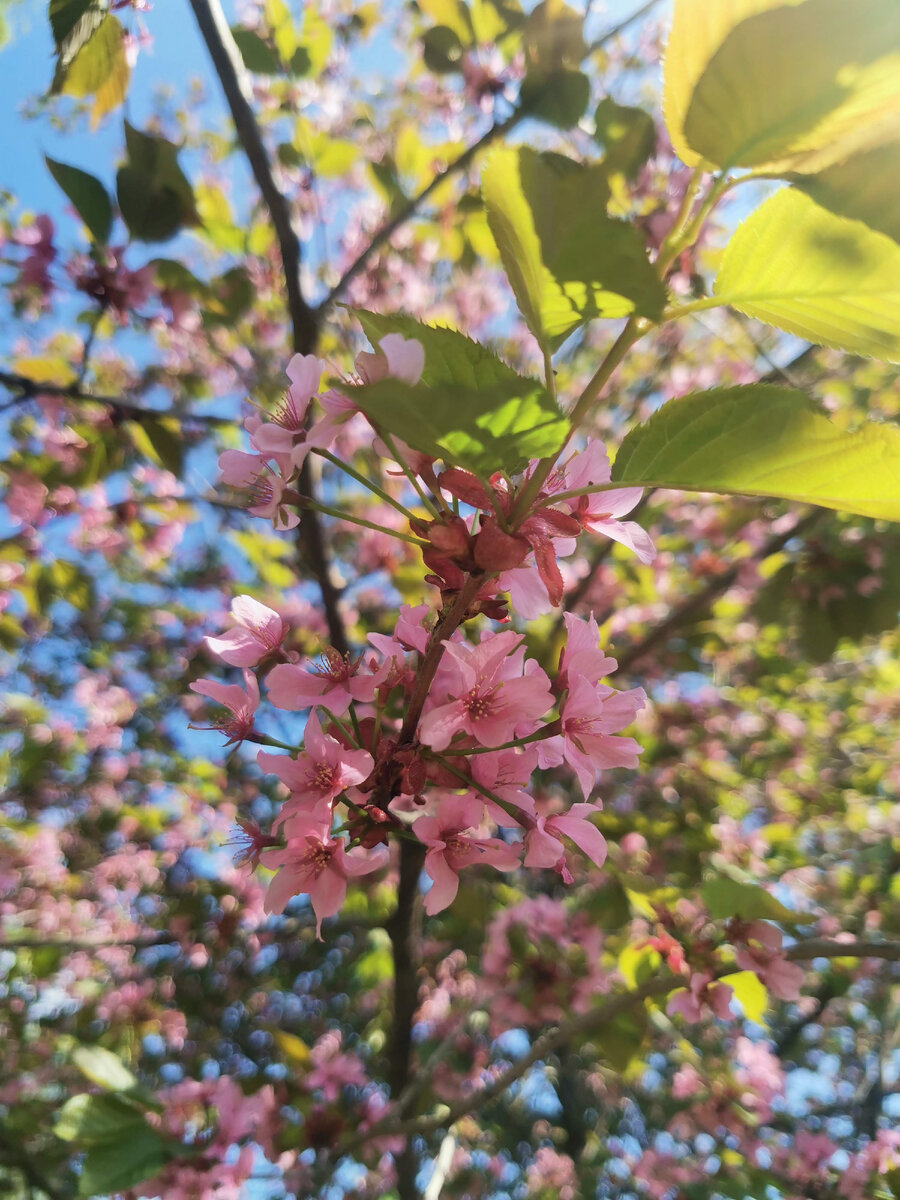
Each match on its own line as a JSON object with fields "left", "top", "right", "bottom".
{"left": 418, "top": 0, "right": 473, "bottom": 45}
{"left": 681, "top": 0, "right": 900, "bottom": 172}
{"left": 714, "top": 188, "right": 900, "bottom": 361}
{"left": 55, "top": 13, "right": 130, "bottom": 126}
{"left": 481, "top": 146, "right": 665, "bottom": 351}
{"left": 663, "top": 0, "right": 806, "bottom": 167}
{"left": 611, "top": 384, "right": 900, "bottom": 522}
{"left": 720, "top": 970, "right": 769, "bottom": 1025}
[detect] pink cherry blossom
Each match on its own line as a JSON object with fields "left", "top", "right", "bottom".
{"left": 470, "top": 746, "right": 538, "bottom": 826}
{"left": 560, "top": 441, "right": 656, "bottom": 563}
{"left": 204, "top": 595, "right": 288, "bottom": 666}
{"left": 257, "top": 712, "right": 373, "bottom": 819}
{"left": 559, "top": 612, "right": 618, "bottom": 686}
{"left": 523, "top": 804, "right": 608, "bottom": 879}
{"left": 419, "top": 630, "right": 552, "bottom": 751}
{"left": 549, "top": 674, "right": 645, "bottom": 798}
{"left": 262, "top": 820, "right": 387, "bottom": 936}
{"left": 413, "top": 794, "right": 521, "bottom": 914}
{"left": 189, "top": 670, "right": 260, "bottom": 745}
{"left": 266, "top": 648, "right": 382, "bottom": 716}
{"left": 667, "top": 972, "right": 734, "bottom": 1022}
{"left": 734, "top": 920, "right": 805, "bottom": 1001}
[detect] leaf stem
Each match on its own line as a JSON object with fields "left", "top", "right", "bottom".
{"left": 314, "top": 447, "right": 417, "bottom": 520}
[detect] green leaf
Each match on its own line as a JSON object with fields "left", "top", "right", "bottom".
{"left": 594, "top": 98, "right": 656, "bottom": 180}
{"left": 55, "top": 1093, "right": 147, "bottom": 1144}
{"left": 231, "top": 27, "right": 282, "bottom": 74}
{"left": 681, "top": 0, "right": 900, "bottom": 172}
{"left": 611, "top": 384, "right": 900, "bottom": 522}
{"left": 72, "top": 1045, "right": 138, "bottom": 1091}
{"left": 78, "top": 1130, "right": 170, "bottom": 1198}
{"left": 618, "top": 943, "right": 661, "bottom": 989}
{"left": 522, "top": 0, "right": 585, "bottom": 74}
{"left": 117, "top": 121, "right": 197, "bottom": 243}
{"left": 714, "top": 188, "right": 900, "bottom": 362}
{"left": 48, "top": 0, "right": 102, "bottom": 49}
{"left": 52, "top": 13, "right": 129, "bottom": 124}
{"left": 481, "top": 146, "right": 665, "bottom": 350}
{"left": 45, "top": 156, "right": 112, "bottom": 243}
{"left": 336, "top": 375, "right": 567, "bottom": 478}
{"left": 519, "top": 67, "right": 590, "bottom": 129}
{"left": 701, "top": 874, "right": 804, "bottom": 923}
{"left": 352, "top": 307, "right": 543, "bottom": 392}
{"left": 720, "top": 970, "right": 769, "bottom": 1025}
{"left": 421, "top": 24, "right": 464, "bottom": 72}
{"left": 797, "top": 142, "right": 900, "bottom": 245}
{"left": 663, "top": 0, "right": 795, "bottom": 169}
{"left": 127, "top": 417, "right": 184, "bottom": 477}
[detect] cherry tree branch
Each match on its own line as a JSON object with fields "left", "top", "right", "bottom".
{"left": 0, "top": 368, "right": 229, "bottom": 426}
{"left": 784, "top": 940, "right": 900, "bottom": 963}
{"left": 187, "top": 0, "right": 348, "bottom": 653}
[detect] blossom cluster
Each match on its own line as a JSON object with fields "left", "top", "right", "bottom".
{"left": 189, "top": 337, "right": 654, "bottom": 933}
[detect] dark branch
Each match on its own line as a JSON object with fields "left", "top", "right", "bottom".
{"left": 187, "top": 0, "right": 347, "bottom": 654}
{"left": 187, "top": 0, "right": 317, "bottom": 355}
{"left": 785, "top": 939, "right": 900, "bottom": 963}
{"left": 0, "top": 369, "right": 229, "bottom": 426}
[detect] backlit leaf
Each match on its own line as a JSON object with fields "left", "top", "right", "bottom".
{"left": 681, "top": 0, "right": 900, "bottom": 172}
{"left": 663, "top": 0, "right": 803, "bottom": 167}
{"left": 77, "top": 1131, "right": 170, "bottom": 1198}
{"left": 594, "top": 98, "right": 656, "bottom": 180}
{"left": 519, "top": 67, "right": 590, "bottom": 129}
{"left": 714, "top": 188, "right": 900, "bottom": 361}
{"left": 335, "top": 374, "right": 567, "bottom": 478}
{"left": 72, "top": 1045, "right": 138, "bottom": 1092}
{"left": 53, "top": 13, "right": 129, "bottom": 125}
{"left": 482, "top": 146, "right": 665, "bottom": 350}
{"left": 797, "top": 142, "right": 900, "bottom": 244}
{"left": 701, "top": 874, "right": 802, "bottom": 923}
{"left": 720, "top": 970, "right": 769, "bottom": 1025}
{"left": 55, "top": 1093, "right": 147, "bottom": 1144}
{"left": 611, "top": 384, "right": 900, "bottom": 522}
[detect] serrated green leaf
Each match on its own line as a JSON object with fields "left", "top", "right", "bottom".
{"left": 337, "top": 375, "right": 567, "bottom": 478}
{"left": 482, "top": 146, "right": 665, "bottom": 350}
{"left": 611, "top": 384, "right": 900, "bottom": 522}
{"left": 352, "top": 307, "right": 541, "bottom": 392}
{"left": 45, "top": 156, "right": 112, "bottom": 243}
{"left": 72, "top": 1045, "right": 138, "bottom": 1091}
{"left": 701, "top": 875, "right": 801, "bottom": 923}
{"left": 663, "top": 0, "right": 798, "bottom": 169}
{"left": 714, "top": 188, "right": 900, "bottom": 361}
{"left": 681, "top": 0, "right": 900, "bottom": 172}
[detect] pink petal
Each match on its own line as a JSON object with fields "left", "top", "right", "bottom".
{"left": 423, "top": 849, "right": 460, "bottom": 915}
{"left": 204, "top": 627, "right": 265, "bottom": 667}
{"left": 549, "top": 810, "right": 608, "bottom": 869}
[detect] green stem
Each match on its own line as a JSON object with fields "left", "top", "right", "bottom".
{"left": 662, "top": 296, "right": 726, "bottom": 322}
{"left": 321, "top": 708, "right": 361, "bottom": 747}
{"left": 301, "top": 495, "right": 428, "bottom": 546}
{"left": 380, "top": 431, "right": 441, "bottom": 519}
{"left": 314, "top": 448, "right": 417, "bottom": 520}
{"left": 248, "top": 732, "right": 299, "bottom": 752}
